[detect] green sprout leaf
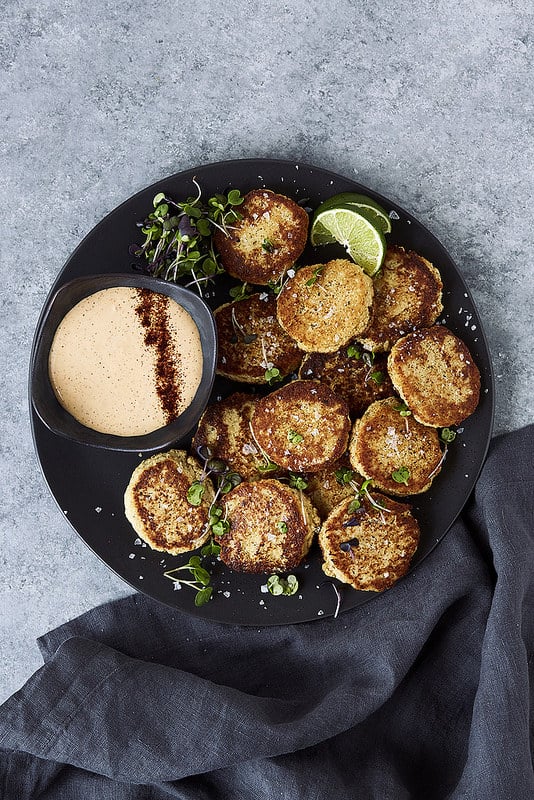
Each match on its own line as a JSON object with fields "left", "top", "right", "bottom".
{"left": 262, "top": 238, "right": 275, "bottom": 253}
{"left": 195, "top": 586, "right": 213, "bottom": 606}
{"left": 347, "top": 344, "right": 361, "bottom": 358}
{"left": 440, "top": 427, "right": 457, "bottom": 443}
{"left": 370, "top": 370, "right": 385, "bottom": 385}
{"left": 267, "top": 574, "right": 299, "bottom": 596}
{"left": 288, "top": 473, "right": 308, "bottom": 491}
{"left": 394, "top": 401, "right": 412, "bottom": 417}
{"left": 288, "top": 429, "right": 304, "bottom": 445}
{"left": 277, "top": 521, "right": 288, "bottom": 534}
{"left": 335, "top": 466, "right": 354, "bottom": 485}
{"left": 187, "top": 481, "right": 205, "bottom": 506}
{"left": 392, "top": 466, "right": 410, "bottom": 485}
{"left": 265, "top": 367, "right": 282, "bottom": 385}
{"left": 305, "top": 266, "right": 324, "bottom": 286}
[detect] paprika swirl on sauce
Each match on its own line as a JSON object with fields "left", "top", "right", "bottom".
{"left": 48, "top": 287, "right": 203, "bottom": 436}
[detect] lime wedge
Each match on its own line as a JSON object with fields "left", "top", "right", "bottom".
{"left": 310, "top": 204, "right": 386, "bottom": 276}
{"left": 313, "top": 193, "right": 392, "bottom": 234}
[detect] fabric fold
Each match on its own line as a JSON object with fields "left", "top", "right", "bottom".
{"left": 0, "top": 426, "right": 532, "bottom": 799}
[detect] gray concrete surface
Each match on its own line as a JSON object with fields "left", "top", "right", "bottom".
{"left": 1, "top": 0, "right": 533, "bottom": 702}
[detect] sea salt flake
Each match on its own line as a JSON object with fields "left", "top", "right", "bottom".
{"left": 95, "top": 507, "right": 102, "bottom": 513}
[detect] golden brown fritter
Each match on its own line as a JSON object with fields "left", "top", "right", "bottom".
{"left": 388, "top": 325, "right": 481, "bottom": 427}
{"left": 349, "top": 397, "right": 443, "bottom": 496}
{"left": 124, "top": 450, "right": 214, "bottom": 555}
{"left": 358, "top": 246, "right": 443, "bottom": 352}
{"left": 251, "top": 380, "right": 351, "bottom": 473}
{"left": 319, "top": 491, "right": 420, "bottom": 592}
{"left": 276, "top": 259, "right": 374, "bottom": 352}
{"left": 221, "top": 479, "right": 320, "bottom": 573}
{"left": 214, "top": 293, "right": 303, "bottom": 384}
{"left": 213, "top": 189, "right": 309, "bottom": 284}
{"left": 299, "top": 343, "right": 393, "bottom": 416}
{"left": 192, "top": 391, "right": 285, "bottom": 481}
{"left": 305, "top": 454, "right": 362, "bottom": 521}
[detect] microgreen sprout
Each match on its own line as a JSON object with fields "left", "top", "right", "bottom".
{"left": 130, "top": 180, "right": 244, "bottom": 295}
{"left": 305, "top": 266, "right": 324, "bottom": 286}
{"left": 395, "top": 401, "right": 412, "bottom": 417}
{"left": 277, "top": 521, "right": 288, "bottom": 534}
{"left": 229, "top": 282, "right": 251, "bottom": 301}
{"left": 288, "top": 473, "right": 308, "bottom": 491}
{"left": 335, "top": 466, "right": 354, "bottom": 485}
{"left": 340, "top": 537, "right": 359, "bottom": 551}
{"left": 362, "top": 350, "right": 375, "bottom": 368}
{"left": 164, "top": 556, "right": 213, "bottom": 606}
{"left": 440, "top": 427, "right": 457, "bottom": 443}
{"left": 369, "top": 370, "right": 385, "bottom": 385}
{"left": 288, "top": 430, "right": 304, "bottom": 445}
{"left": 267, "top": 272, "right": 290, "bottom": 296}
{"left": 262, "top": 238, "right": 275, "bottom": 253}
{"left": 187, "top": 480, "right": 205, "bottom": 506}
{"left": 267, "top": 574, "right": 299, "bottom": 596}
{"left": 265, "top": 367, "right": 282, "bottom": 385}
{"left": 347, "top": 344, "right": 361, "bottom": 359}
{"left": 344, "top": 477, "right": 391, "bottom": 525}
{"left": 392, "top": 466, "right": 410, "bottom": 485}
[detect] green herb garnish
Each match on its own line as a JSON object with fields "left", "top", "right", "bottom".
{"left": 335, "top": 466, "right": 355, "bottom": 485}
{"left": 394, "top": 401, "right": 412, "bottom": 417}
{"left": 277, "top": 521, "right": 288, "bottom": 534}
{"left": 265, "top": 367, "right": 282, "bottom": 385}
{"left": 229, "top": 282, "right": 251, "bottom": 301}
{"left": 305, "top": 266, "right": 324, "bottom": 286}
{"left": 370, "top": 370, "right": 385, "bottom": 385}
{"left": 262, "top": 238, "right": 275, "bottom": 253}
{"left": 164, "top": 556, "right": 213, "bottom": 606}
{"left": 187, "top": 480, "right": 205, "bottom": 506}
{"left": 392, "top": 466, "right": 410, "bottom": 485}
{"left": 267, "top": 574, "right": 299, "bottom": 596}
{"left": 288, "top": 473, "right": 308, "bottom": 491}
{"left": 288, "top": 430, "right": 304, "bottom": 445}
{"left": 347, "top": 344, "right": 361, "bottom": 358}
{"left": 440, "top": 427, "right": 457, "bottom": 443}
{"left": 130, "top": 180, "right": 244, "bottom": 295}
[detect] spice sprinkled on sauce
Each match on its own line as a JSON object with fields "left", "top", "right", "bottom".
{"left": 48, "top": 287, "right": 202, "bottom": 436}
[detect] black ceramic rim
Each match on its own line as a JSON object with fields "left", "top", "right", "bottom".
{"left": 28, "top": 158, "right": 495, "bottom": 626}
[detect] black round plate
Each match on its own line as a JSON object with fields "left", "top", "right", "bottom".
{"left": 29, "top": 158, "right": 494, "bottom": 625}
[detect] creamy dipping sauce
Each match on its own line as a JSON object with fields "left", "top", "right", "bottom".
{"left": 48, "top": 287, "right": 203, "bottom": 436}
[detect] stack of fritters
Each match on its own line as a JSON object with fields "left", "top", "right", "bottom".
{"left": 124, "top": 189, "right": 483, "bottom": 596}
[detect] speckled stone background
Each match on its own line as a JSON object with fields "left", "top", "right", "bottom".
{"left": 1, "top": 0, "right": 533, "bottom": 702}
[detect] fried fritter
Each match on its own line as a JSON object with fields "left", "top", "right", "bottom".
{"left": 214, "top": 293, "right": 303, "bottom": 384}
{"left": 192, "top": 391, "right": 284, "bottom": 481}
{"left": 276, "top": 259, "right": 374, "bottom": 352}
{"left": 349, "top": 397, "right": 443, "bottom": 496}
{"left": 124, "top": 450, "right": 214, "bottom": 555}
{"left": 299, "top": 343, "right": 393, "bottom": 416}
{"left": 213, "top": 189, "right": 309, "bottom": 284}
{"left": 319, "top": 491, "right": 420, "bottom": 592}
{"left": 387, "top": 325, "right": 481, "bottom": 427}
{"left": 251, "top": 380, "right": 351, "bottom": 473}
{"left": 358, "top": 246, "right": 443, "bottom": 352}
{"left": 221, "top": 479, "right": 320, "bottom": 573}
{"left": 305, "top": 454, "right": 362, "bottom": 521}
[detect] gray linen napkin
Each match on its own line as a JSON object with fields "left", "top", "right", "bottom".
{"left": 0, "top": 425, "right": 533, "bottom": 800}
